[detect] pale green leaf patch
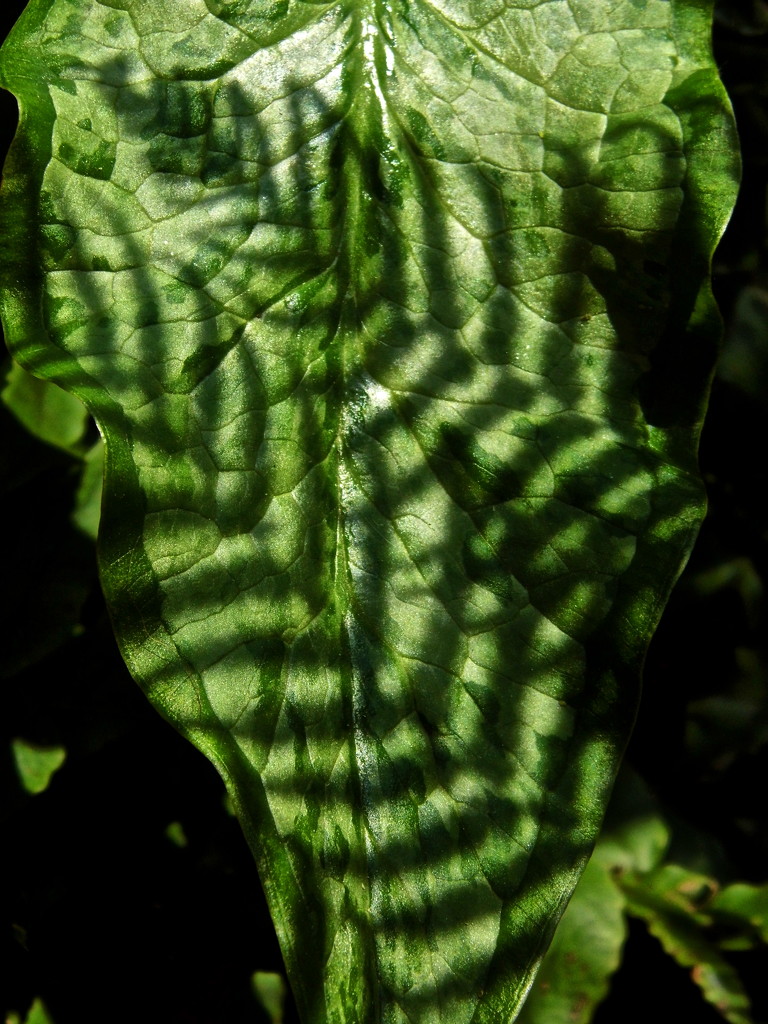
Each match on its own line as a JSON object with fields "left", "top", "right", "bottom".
{"left": 11, "top": 738, "right": 66, "bottom": 795}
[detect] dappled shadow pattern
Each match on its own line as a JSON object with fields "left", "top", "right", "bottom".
{"left": 0, "top": 0, "right": 736, "bottom": 1021}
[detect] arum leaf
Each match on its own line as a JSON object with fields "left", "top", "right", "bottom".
{"left": 0, "top": 1, "right": 738, "bottom": 1021}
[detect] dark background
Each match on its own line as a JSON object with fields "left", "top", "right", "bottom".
{"left": 1, "top": 2, "right": 766, "bottom": 1022}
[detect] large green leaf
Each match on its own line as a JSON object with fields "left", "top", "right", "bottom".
{"left": 0, "top": 1, "right": 737, "bottom": 1021}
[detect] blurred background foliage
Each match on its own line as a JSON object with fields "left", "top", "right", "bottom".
{"left": 1, "top": 2, "right": 767, "bottom": 1022}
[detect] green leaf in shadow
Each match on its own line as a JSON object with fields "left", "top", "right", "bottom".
{"left": 620, "top": 865, "right": 754, "bottom": 1024}
{"left": 516, "top": 853, "right": 626, "bottom": 1024}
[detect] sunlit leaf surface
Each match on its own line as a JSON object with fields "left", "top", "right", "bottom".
{"left": 0, "top": 1, "right": 737, "bottom": 1020}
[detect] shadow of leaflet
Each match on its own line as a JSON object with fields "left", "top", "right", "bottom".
{"left": 0, "top": 0, "right": 732, "bottom": 1021}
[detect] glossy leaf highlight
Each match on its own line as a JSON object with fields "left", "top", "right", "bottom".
{"left": 0, "top": 1, "right": 738, "bottom": 1021}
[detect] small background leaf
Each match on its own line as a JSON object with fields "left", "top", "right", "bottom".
{"left": 23, "top": 999, "right": 55, "bottom": 1024}
{"left": 710, "top": 884, "right": 768, "bottom": 948}
{"left": 2, "top": 360, "right": 88, "bottom": 453}
{"left": 11, "top": 738, "right": 66, "bottom": 794}
{"left": 517, "top": 854, "right": 626, "bottom": 1024}
{"left": 253, "top": 972, "right": 287, "bottom": 1024}
{"left": 71, "top": 438, "right": 103, "bottom": 539}
{"left": 621, "top": 866, "right": 753, "bottom": 1024}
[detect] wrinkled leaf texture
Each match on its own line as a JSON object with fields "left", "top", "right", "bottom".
{"left": 0, "top": 1, "right": 737, "bottom": 1021}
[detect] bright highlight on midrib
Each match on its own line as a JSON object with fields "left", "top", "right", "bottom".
{"left": 0, "top": 0, "right": 738, "bottom": 1021}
